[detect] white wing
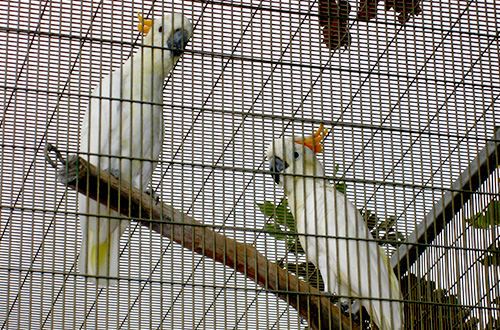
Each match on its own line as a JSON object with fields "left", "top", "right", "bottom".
{"left": 293, "top": 177, "right": 402, "bottom": 330}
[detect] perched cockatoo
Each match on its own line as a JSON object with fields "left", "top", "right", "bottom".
{"left": 78, "top": 13, "right": 193, "bottom": 287}
{"left": 266, "top": 125, "right": 403, "bottom": 330}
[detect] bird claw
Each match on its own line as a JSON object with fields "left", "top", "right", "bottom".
{"left": 104, "top": 168, "right": 120, "bottom": 179}
{"left": 338, "top": 300, "right": 360, "bottom": 325}
{"left": 351, "top": 312, "right": 360, "bottom": 324}
{"left": 144, "top": 188, "right": 161, "bottom": 204}
{"left": 340, "top": 300, "right": 351, "bottom": 315}
{"left": 44, "top": 143, "right": 67, "bottom": 168}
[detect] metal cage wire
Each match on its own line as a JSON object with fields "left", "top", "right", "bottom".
{"left": 0, "top": 0, "right": 499, "bottom": 329}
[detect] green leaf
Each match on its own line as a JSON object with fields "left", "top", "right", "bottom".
{"left": 287, "top": 237, "right": 306, "bottom": 255}
{"left": 256, "top": 201, "right": 277, "bottom": 219}
{"left": 334, "top": 163, "right": 340, "bottom": 175}
{"left": 384, "top": 231, "right": 406, "bottom": 248}
{"left": 335, "top": 182, "right": 346, "bottom": 194}
{"left": 373, "top": 216, "right": 403, "bottom": 244}
{"left": 376, "top": 216, "right": 398, "bottom": 232}
{"left": 265, "top": 223, "right": 288, "bottom": 240}
{"left": 275, "top": 198, "right": 296, "bottom": 231}
{"left": 258, "top": 199, "right": 296, "bottom": 241}
{"left": 465, "top": 200, "right": 500, "bottom": 229}
{"left": 360, "top": 209, "right": 379, "bottom": 231}
{"left": 479, "top": 242, "right": 500, "bottom": 268}
{"left": 285, "top": 262, "right": 326, "bottom": 292}
{"left": 256, "top": 199, "right": 296, "bottom": 232}
{"left": 332, "top": 164, "right": 347, "bottom": 194}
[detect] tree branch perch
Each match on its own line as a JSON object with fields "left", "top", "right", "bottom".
{"left": 50, "top": 153, "right": 358, "bottom": 330}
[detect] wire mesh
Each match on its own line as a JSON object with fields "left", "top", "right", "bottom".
{"left": 0, "top": 0, "right": 499, "bottom": 329}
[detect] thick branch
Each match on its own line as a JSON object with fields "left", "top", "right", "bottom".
{"left": 54, "top": 155, "right": 357, "bottom": 330}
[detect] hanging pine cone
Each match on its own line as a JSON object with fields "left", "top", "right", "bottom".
{"left": 318, "top": 0, "right": 351, "bottom": 26}
{"left": 385, "top": 0, "right": 423, "bottom": 23}
{"left": 322, "top": 19, "right": 351, "bottom": 50}
{"left": 357, "top": 0, "right": 380, "bottom": 21}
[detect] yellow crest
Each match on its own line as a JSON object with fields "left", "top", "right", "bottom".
{"left": 294, "top": 124, "right": 329, "bottom": 154}
{"left": 137, "top": 13, "right": 153, "bottom": 35}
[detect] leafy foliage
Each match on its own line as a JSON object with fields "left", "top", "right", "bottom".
{"left": 400, "top": 274, "right": 479, "bottom": 330}
{"left": 257, "top": 198, "right": 303, "bottom": 253}
{"left": 360, "top": 210, "right": 406, "bottom": 249}
{"left": 333, "top": 164, "right": 347, "bottom": 194}
{"left": 482, "top": 295, "right": 500, "bottom": 329}
{"left": 285, "top": 262, "right": 328, "bottom": 294}
{"left": 479, "top": 241, "right": 500, "bottom": 268}
{"left": 256, "top": 197, "right": 322, "bottom": 293}
{"left": 465, "top": 200, "right": 500, "bottom": 229}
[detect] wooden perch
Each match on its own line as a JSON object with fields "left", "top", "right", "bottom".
{"left": 49, "top": 152, "right": 358, "bottom": 330}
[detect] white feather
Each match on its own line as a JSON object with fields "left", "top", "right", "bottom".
{"left": 267, "top": 137, "right": 403, "bottom": 330}
{"left": 78, "top": 13, "right": 192, "bottom": 287}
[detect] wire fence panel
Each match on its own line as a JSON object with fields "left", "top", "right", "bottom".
{"left": 0, "top": 0, "right": 499, "bottom": 329}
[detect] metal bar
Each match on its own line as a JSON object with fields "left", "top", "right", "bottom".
{"left": 391, "top": 128, "right": 500, "bottom": 276}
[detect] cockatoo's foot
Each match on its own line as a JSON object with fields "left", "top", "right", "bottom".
{"left": 338, "top": 300, "right": 360, "bottom": 324}
{"left": 144, "top": 188, "right": 161, "bottom": 204}
{"left": 351, "top": 311, "right": 360, "bottom": 324}
{"left": 104, "top": 168, "right": 120, "bottom": 179}
{"left": 340, "top": 300, "right": 351, "bottom": 315}
{"left": 319, "top": 291, "right": 339, "bottom": 304}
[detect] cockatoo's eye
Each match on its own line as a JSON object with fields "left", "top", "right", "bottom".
{"left": 294, "top": 151, "right": 300, "bottom": 159}
{"left": 158, "top": 25, "right": 163, "bottom": 33}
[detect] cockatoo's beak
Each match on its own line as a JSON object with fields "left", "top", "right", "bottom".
{"left": 137, "top": 13, "right": 153, "bottom": 35}
{"left": 168, "top": 29, "right": 190, "bottom": 56}
{"left": 269, "top": 157, "right": 288, "bottom": 184}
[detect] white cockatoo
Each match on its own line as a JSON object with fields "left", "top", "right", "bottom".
{"left": 78, "top": 13, "right": 193, "bottom": 287}
{"left": 266, "top": 125, "right": 403, "bottom": 330}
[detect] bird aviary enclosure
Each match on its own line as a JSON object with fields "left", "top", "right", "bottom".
{"left": 0, "top": 1, "right": 499, "bottom": 329}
